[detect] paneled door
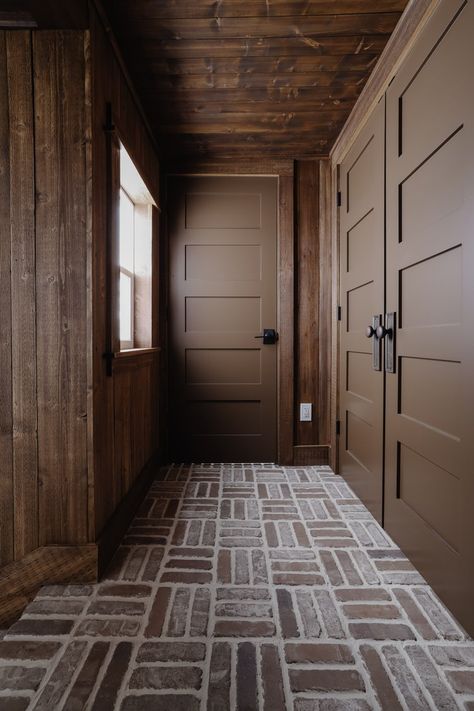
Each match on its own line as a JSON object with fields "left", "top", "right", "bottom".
{"left": 384, "top": 0, "right": 474, "bottom": 634}
{"left": 168, "top": 175, "right": 278, "bottom": 463}
{"left": 338, "top": 98, "right": 385, "bottom": 522}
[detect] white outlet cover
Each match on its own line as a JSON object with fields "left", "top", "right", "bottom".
{"left": 300, "top": 403, "right": 312, "bottom": 422}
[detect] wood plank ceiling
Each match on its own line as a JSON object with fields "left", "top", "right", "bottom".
{"left": 105, "top": 0, "right": 409, "bottom": 161}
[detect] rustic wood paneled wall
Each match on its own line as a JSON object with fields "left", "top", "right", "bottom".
{"left": 293, "top": 160, "right": 332, "bottom": 465}
{"left": 0, "top": 30, "right": 90, "bottom": 568}
{"left": 90, "top": 4, "right": 162, "bottom": 538}
{"left": 0, "top": 17, "right": 162, "bottom": 623}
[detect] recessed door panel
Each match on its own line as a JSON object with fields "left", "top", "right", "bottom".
{"left": 385, "top": 0, "right": 474, "bottom": 636}
{"left": 169, "top": 175, "right": 278, "bottom": 462}
{"left": 338, "top": 99, "right": 385, "bottom": 522}
{"left": 185, "top": 296, "right": 261, "bottom": 333}
{"left": 185, "top": 349, "right": 261, "bottom": 385}
{"left": 185, "top": 244, "right": 262, "bottom": 282}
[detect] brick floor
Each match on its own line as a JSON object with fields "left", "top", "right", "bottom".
{"left": 1, "top": 463, "right": 474, "bottom": 710}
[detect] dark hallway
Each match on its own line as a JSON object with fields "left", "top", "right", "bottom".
{"left": 2, "top": 1, "right": 474, "bottom": 709}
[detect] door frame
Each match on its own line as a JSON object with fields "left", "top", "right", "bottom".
{"left": 166, "top": 160, "right": 295, "bottom": 465}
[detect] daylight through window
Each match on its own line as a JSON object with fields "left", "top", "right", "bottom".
{"left": 119, "top": 143, "right": 155, "bottom": 350}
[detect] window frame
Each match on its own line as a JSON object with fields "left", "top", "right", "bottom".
{"left": 116, "top": 141, "right": 156, "bottom": 354}
{"left": 119, "top": 185, "right": 136, "bottom": 351}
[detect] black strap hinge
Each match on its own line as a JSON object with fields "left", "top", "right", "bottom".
{"left": 103, "top": 351, "right": 115, "bottom": 377}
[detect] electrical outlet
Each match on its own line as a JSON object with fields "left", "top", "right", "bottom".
{"left": 300, "top": 403, "right": 312, "bottom": 422}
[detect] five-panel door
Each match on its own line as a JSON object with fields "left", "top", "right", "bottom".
{"left": 168, "top": 175, "right": 278, "bottom": 463}
{"left": 339, "top": 0, "right": 474, "bottom": 636}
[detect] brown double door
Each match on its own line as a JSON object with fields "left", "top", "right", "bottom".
{"left": 168, "top": 175, "right": 278, "bottom": 463}
{"left": 339, "top": 0, "right": 474, "bottom": 635}
{"left": 338, "top": 99, "right": 385, "bottom": 523}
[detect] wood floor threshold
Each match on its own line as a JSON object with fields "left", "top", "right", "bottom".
{"left": 293, "top": 444, "right": 330, "bottom": 465}
{"left": 0, "top": 544, "right": 97, "bottom": 628}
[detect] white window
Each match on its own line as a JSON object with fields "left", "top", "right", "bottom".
{"left": 118, "top": 144, "right": 155, "bottom": 351}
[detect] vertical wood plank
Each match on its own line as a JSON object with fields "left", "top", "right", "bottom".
{"left": 295, "top": 161, "right": 320, "bottom": 447}
{"left": 6, "top": 31, "right": 39, "bottom": 559}
{"left": 84, "top": 27, "right": 96, "bottom": 545}
{"left": 114, "top": 369, "right": 131, "bottom": 502}
{"left": 34, "top": 31, "right": 88, "bottom": 544}
{"left": 278, "top": 171, "right": 295, "bottom": 465}
{"left": 0, "top": 32, "right": 14, "bottom": 566}
{"left": 91, "top": 8, "right": 116, "bottom": 535}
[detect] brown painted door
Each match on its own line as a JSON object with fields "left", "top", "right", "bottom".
{"left": 338, "top": 98, "right": 385, "bottom": 522}
{"left": 384, "top": 0, "right": 474, "bottom": 634}
{"left": 168, "top": 175, "right": 278, "bottom": 462}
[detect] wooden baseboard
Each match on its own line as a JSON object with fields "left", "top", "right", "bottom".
{"left": 0, "top": 454, "right": 161, "bottom": 628}
{"left": 293, "top": 445, "right": 330, "bottom": 466}
{"left": 0, "top": 544, "right": 97, "bottom": 628}
{"left": 97, "top": 452, "right": 160, "bottom": 576}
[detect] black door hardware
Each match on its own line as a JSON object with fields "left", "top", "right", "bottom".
{"left": 254, "top": 329, "right": 279, "bottom": 345}
{"left": 383, "top": 312, "right": 396, "bottom": 374}
{"left": 367, "top": 315, "right": 382, "bottom": 371}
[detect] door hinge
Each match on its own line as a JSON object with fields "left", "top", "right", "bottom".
{"left": 336, "top": 420, "right": 341, "bottom": 436}
{"left": 337, "top": 191, "right": 342, "bottom": 207}
{"left": 337, "top": 305, "right": 342, "bottom": 321}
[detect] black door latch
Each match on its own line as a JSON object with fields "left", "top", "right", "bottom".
{"left": 254, "top": 329, "right": 279, "bottom": 345}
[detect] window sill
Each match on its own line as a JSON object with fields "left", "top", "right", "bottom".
{"left": 115, "top": 347, "right": 161, "bottom": 359}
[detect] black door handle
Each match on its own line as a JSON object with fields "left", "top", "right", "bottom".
{"left": 254, "top": 329, "right": 278, "bottom": 345}
{"left": 369, "top": 315, "right": 382, "bottom": 371}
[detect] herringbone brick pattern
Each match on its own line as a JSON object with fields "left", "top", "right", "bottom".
{"left": 1, "top": 463, "right": 474, "bottom": 710}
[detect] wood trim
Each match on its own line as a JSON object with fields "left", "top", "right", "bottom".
{"left": 167, "top": 160, "right": 294, "bottom": 177}
{"left": 293, "top": 445, "right": 330, "bottom": 466}
{"left": 112, "top": 349, "right": 160, "bottom": 372}
{"left": 318, "top": 160, "right": 332, "bottom": 450}
{"left": 115, "top": 347, "right": 161, "bottom": 359}
{"left": 151, "top": 205, "right": 160, "bottom": 348}
{"left": 278, "top": 171, "right": 295, "bottom": 465}
{"left": 330, "top": 163, "right": 340, "bottom": 473}
{"left": 106, "top": 108, "right": 121, "bottom": 364}
{"left": 97, "top": 452, "right": 159, "bottom": 575}
{"left": 331, "top": 0, "right": 440, "bottom": 165}
{"left": 0, "top": 544, "right": 97, "bottom": 627}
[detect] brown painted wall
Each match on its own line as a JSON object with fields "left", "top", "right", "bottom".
{"left": 0, "top": 30, "right": 90, "bottom": 566}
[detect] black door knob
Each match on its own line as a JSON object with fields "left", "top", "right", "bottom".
{"left": 366, "top": 326, "right": 376, "bottom": 338}
{"left": 376, "top": 324, "right": 392, "bottom": 339}
{"left": 254, "top": 329, "right": 278, "bottom": 345}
